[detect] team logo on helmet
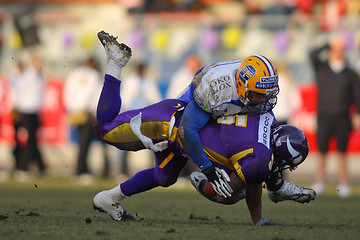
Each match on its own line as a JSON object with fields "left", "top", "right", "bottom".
{"left": 272, "top": 124, "right": 309, "bottom": 170}
{"left": 238, "top": 65, "right": 256, "bottom": 84}
{"left": 286, "top": 137, "right": 303, "bottom": 165}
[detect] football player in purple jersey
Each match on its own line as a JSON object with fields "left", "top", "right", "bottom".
{"left": 92, "top": 31, "right": 315, "bottom": 225}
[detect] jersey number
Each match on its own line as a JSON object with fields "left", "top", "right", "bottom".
{"left": 217, "top": 115, "right": 247, "bottom": 127}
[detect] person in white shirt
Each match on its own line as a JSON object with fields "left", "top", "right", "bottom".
{"left": 13, "top": 55, "right": 46, "bottom": 177}
{"left": 121, "top": 62, "right": 162, "bottom": 111}
{"left": 64, "top": 57, "right": 102, "bottom": 180}
{"left": 272, "top": 63, "right": 300, "bottom": 126}
{"left": 166, "top": 54, "right": 202, "bottom": 99}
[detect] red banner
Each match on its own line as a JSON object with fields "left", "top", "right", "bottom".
{"left": 0, "top": 78, "right": 67, "bottom": 145}
{"left": 39, "top": 79, "right": 67, "bottom": 145}
{"left": 0, "top": 77, "right": 15, "bottom": 144}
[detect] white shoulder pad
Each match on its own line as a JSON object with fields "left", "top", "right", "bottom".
{"left": 193, "top": 62, "right": 240, "bottom": 115}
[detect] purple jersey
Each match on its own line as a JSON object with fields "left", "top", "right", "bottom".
{"left": 198, "top": 113, "right": 275, "bottom": 183}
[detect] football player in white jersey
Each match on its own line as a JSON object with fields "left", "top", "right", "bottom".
{"left": 176, "top": 56, "right": 279, "bottom": 198}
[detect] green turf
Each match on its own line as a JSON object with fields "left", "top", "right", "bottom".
{"left": 1, "top": 178, "right": 360, "bottom": 240}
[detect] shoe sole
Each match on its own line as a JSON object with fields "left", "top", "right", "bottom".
{"left": 92, "top": 202, "right": 135, "bottom": 221}
{"left": 270, "top": 189, "right": 316, "bottom": 203}
{"left": 97, "top": 30, "right": 132, "bottom": 56}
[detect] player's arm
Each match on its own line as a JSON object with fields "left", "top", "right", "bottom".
{"left": 179, "top": 99, "right": 233, "bottom": 198}
{"left": 309, "top": 44, "right": 329, "bottom": 70}
{"left": 246, "top": 183, "right": 282, "bottom": 226}
{"left": 245, "top": 183, "right": 262, "bottom": 225}
{"left": 178, "top": 99, "right": 211, "bottom": 169}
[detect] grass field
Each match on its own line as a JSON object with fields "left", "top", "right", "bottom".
{"left": 1, "top": 177, "right": 360, "bottom": 240}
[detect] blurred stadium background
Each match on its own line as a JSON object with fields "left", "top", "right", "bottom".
{"left": 0, "top": 0, "right": 360, "bottom": 184}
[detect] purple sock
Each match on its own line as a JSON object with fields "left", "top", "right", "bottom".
{"left": 120, "top": 168, "right": 159, "bottom": 196}
{"left": 96, "top": 74, "right": 122, "bottom": 123}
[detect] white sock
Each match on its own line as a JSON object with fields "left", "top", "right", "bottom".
{"left": 106, "top": 64, "right": 122, "bottom": 80}
{"left": 109, "top": 185, "right": 126, "bottom": 201}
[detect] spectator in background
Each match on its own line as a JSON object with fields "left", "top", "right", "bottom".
{"left": 310, "top": 35, "right": 360, "bottom": 198}
{"left": 272, "top": 63, "right": 300, "bottom": 126}
{"left": 9, "top": 60, "right": 24, "bottom": 173}
{"left": 12, "top": 55, "right": 46, "bottom": 181}
{"left": 64, "top": 57, "right": 103, "bottom": 184}
{"left": 119, "top": 62, "right": 162, "bottom": 176}
{"left": 121, "top": 62, "right": 162, "bottom": 110}
{"left": 166, "top": 54, "right": 202, "bottom": 99}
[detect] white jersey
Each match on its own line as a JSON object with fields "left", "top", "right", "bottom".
{"left": 192, "top": 60, "right": 245, "bottom": 117}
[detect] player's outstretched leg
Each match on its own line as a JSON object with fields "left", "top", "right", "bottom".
{"left": 267, "top": 180, "right": 316, "bottom": 203}
{"left": 93, "top": 185, "right": 135, "bottom": 221}
{"left": 96, "top": 31, "right": 132, "bottom": 124}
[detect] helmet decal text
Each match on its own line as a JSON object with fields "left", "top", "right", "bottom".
{"left": 256, "top": 75, "right": 278, "bottom": 89}
{"left": 258, "top": 113, "right": 274, "bottom": 149}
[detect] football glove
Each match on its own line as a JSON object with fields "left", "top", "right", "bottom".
{"left": 202, "top": 166, "right": 233, "bottom": 198}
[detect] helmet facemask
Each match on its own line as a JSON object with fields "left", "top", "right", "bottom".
{"left": 244, "top": 87, "right": 279, "bottom": 114}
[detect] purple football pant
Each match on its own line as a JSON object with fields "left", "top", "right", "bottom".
{"left": 94, "top": 74, "right": 188, "bottom": 196}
